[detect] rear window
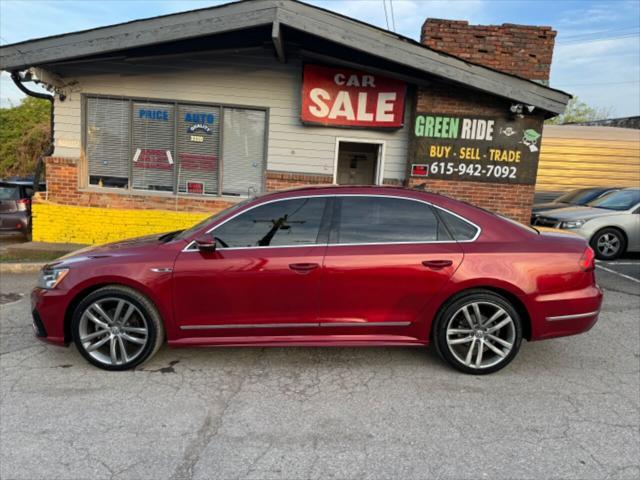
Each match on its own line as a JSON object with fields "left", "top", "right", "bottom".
{"left": 0, "top": 185, "right": 19, "bottom": 201}
{"left": 436, "top": 208, "right": 479, "bottom": 241}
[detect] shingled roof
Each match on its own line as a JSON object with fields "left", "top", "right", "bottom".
{"left": 0, "top": 0, "right": 570, "bottom": 114}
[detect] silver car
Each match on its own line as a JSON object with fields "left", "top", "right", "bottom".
{"left": 532, "top": 188, "right": 640, "bottom": 260}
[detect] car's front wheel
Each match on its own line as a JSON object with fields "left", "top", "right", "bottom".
{"left": 434, "top": 290, "right": 523, "bottom": 374}
{"left": 71, "top": 285, "right": 164, "bottom": 370}
{"left": 591, "top": 228, "right": 626, "bottom": 260}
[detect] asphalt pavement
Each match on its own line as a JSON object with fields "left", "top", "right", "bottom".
{"left": 596, "top": 253, "right": 640, "bottom": 284}
{"left": 1, "top": 264, "right": 639, "bottom": 480}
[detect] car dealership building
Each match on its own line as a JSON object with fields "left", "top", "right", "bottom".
{"left": 0, "top": 0, "right": 570, "bottom": 245}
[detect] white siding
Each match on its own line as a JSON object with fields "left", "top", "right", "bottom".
{"left": 52, "top": 52, "right": 410, "bottom": 181}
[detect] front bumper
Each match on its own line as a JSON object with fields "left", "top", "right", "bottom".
{"left": 30, "top": 287, "right": 69, "bottom": 346}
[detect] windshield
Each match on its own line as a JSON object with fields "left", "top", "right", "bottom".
{"left": 555, "top": 188, "right": 606, "bottom": 205}
{"left": 174, "top": 198, "right": 254, "bottom": 240}
{"left": 588, "top": 189, "right": 640, "bottom": 211}
{"left": 0, "top": 185, "right": 19, "bottom": 201}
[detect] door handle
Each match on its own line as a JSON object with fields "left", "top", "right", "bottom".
{"left": 289, "top": 262, "right": 320, "bottom": 273}
{"left": 422, "top": 259, "right": 453, "bottom": 270}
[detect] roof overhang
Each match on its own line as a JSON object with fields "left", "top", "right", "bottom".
{"left": 0, "top": 0, "right": 571, "bottom": 115}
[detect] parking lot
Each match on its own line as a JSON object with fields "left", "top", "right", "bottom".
{"left": 1, "top": 262, "right": 639, "bottom": 480}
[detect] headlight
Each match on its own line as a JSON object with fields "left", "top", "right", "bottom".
{"left": 560, "top": 220, "right": 586, "bottom": 229}
{"left": 37, "top": 268, "right": 69, "bottom": 289}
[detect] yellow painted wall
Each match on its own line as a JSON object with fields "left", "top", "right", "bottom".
{"left": 538, "top": 125, "right": 640, "bottom": 193}
{"left": 33, "top": 202, "right": 210, "bottom": 245}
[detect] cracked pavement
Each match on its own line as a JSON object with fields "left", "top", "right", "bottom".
{"left": 1, "top": 269, "right": 638, "bottom": 479}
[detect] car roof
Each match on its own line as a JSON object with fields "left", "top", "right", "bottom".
{"left": 264, "top": 184, "right": 428, "bottom": 195}
{"left": 0, "top": 180, "right": 45, "bottom": 186}
{"left": 258, "top": 184, "right": 452, "bottom": 202}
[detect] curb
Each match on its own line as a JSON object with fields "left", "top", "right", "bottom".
{"left": 0, "top": 262, "right": 45, "bottom": 274}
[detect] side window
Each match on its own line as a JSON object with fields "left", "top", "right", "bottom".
{"left": 335, "top": 197, "right": 450, "bottom": 244}
{"left": 213, "top": 198, "right": 327, "bottom": 248}
{"left": 436, "top": 208, "right": 479, "bottom": 241}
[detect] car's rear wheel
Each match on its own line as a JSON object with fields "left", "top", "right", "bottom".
{"left": 71, "top": 285, "right": 164, "bottom": 371}
{"left": 434, "top": 290, "right": 523, "bottom": 374}
{"left": 590, "top": 228, "right": 626, "bottom": 260}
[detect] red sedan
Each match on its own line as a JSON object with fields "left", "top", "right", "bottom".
{"left": 32, "top": 186, "right": 603, "bottom": 374}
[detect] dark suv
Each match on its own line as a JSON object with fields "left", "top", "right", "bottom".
{"left": 0, "top": 180, "right": 45, "bottom": 237}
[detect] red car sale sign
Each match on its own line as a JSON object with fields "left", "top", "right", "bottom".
{"left": 301, "top": 64, "right": 406, "bottom": 128}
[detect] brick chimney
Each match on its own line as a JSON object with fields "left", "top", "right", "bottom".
{"left": 421, "top": 19, "right": 557, "bottom": 82}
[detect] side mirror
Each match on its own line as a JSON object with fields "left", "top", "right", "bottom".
{"left": 194, "top": 234, "right": 217, "bottom": 252}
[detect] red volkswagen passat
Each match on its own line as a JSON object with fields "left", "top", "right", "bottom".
{"left": 31, "top": 186, "right": 603, "bottom": 374}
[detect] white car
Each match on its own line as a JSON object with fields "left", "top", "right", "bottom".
{"left": 532, "top": 188, "right": 640, "bottom": 260}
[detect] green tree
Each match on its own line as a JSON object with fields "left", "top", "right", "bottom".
{"left": 0, "top": 96, "right": 51, "bottom": 178}
{"left": 546, "top": 97, "right": 614, "bottom": 125}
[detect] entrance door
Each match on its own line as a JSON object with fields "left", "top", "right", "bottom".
{"left": 335, "top": 141, "right": 381, "bottom": 185}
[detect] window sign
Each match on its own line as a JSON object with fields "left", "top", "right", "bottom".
{"left": 411, "top": 113, "right": 543, "bottom": 185}
{"left": 177, "top": 105, "right": 220, "bottom": 195}
{"left": 186, "top": 181, "right": 205, "bottom": 195}
{"left": 411, "top": 164, "right": 429, "bottom": 177}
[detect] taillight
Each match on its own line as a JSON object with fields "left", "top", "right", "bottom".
{"left": 579, "top": 247, "right": 596, "bottom": 272}
{"left": 16, "top": 198, "right": 30, "bottom": 211}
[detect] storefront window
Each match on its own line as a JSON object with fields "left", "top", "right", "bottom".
{"left": 177, "top": 105, "right": 220, "bottom": 195}
{"left": 222, "top": 108, "right": 266, "bottom": 197}
{"left": 85, "top": 96, "right": 266, "bottom": 196}
{"left": 86, "top": 97, "right": 130, "bottom": 188}
{"left": 132, "top": 102, "right": 175, "bottom": 192}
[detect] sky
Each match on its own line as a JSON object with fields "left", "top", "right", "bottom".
{"left": 1, "top": 0, "right": 639, "bottom": 117}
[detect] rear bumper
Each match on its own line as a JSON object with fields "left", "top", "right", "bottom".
{"left": 30, "top": 288, "right": 69, "bottom": 346}
{"left": 529, "top": 284, "right": 604, "bottom": 340}
{"left": 0, "top": 212, "right": 29, "bottom": 232}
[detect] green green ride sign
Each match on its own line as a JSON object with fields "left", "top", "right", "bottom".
{"left": 411, "top": 113, "right": 543, "bottom": 185}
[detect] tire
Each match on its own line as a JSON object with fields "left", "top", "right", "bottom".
{"left": 590, "top": 228, "right": 626, "bottom": 260}
{"left": 433, "top": 290, "right": 523, "bottom": 375}
{"left": 71, "top": 285, "right": 164, "bottom": 371}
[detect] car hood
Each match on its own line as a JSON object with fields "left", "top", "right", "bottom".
{"left": 53, "top": 232, "right": 175, "bottom": 266}
{"left": 535, "top": 226, "right": 580, "bottom": 237}
{"left": 531, "top": 202, "right": 568, "bottom": 213}
{"left": 537, "top": 205, "right": 620, "bottom": 221}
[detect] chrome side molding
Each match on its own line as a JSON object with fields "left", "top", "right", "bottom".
{"left": 180, "top": 321, "right": 411, "bottom": 330}
{"left": 545, "top": 311, "right": 600, "bottom": 322}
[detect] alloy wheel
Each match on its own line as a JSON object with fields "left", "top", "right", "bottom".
{"left": 78, "top": 297, "right": 149, "bottom": 366}
{"left": 445, "top": 301, "right": 516, "bottom": 370}
{"left": 596, "top": 233, "right": 620, "bottom": 258}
